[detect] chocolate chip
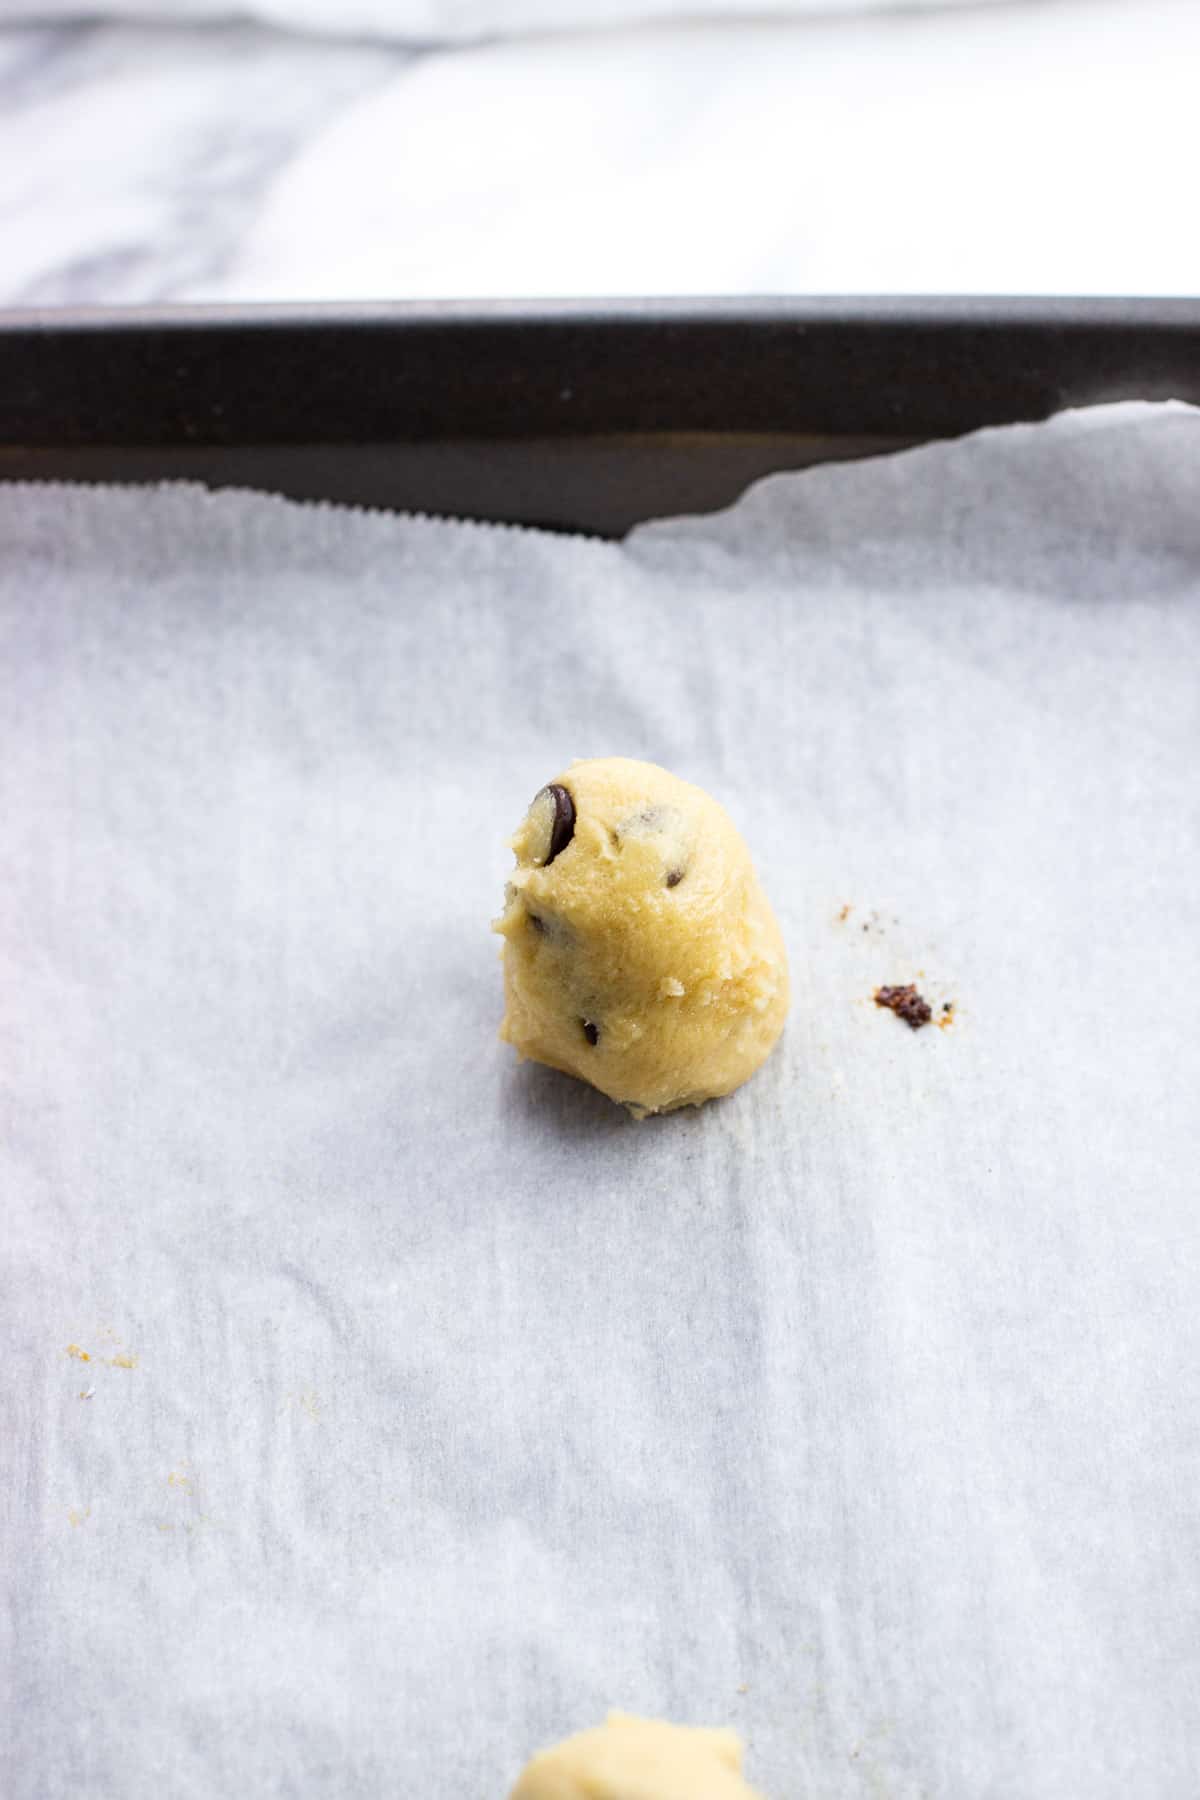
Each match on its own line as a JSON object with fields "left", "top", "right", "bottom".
{"left": 542, "top": 784, "right": 575, "bottom": 865}
{"left": 665, "top": 869, "right": 684, "bottom": 888}
{"left": 874, "top": 984, "right": 933, "bottom": 1030}
{"left": 582, "top": 1019, "right": 599, "bottom": 1046}
{"left": 528, "top": 912, "right": 546, "bottom": 934}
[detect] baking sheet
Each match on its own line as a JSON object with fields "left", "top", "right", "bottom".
{"left": 2, "top": 403, "right": 1199, "bottom": 1799}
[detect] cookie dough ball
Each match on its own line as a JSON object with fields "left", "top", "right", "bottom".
{"left": 508, "top": 1713, "right": 764, "bottom": 1800}
{"left": 494, "top": 758, "right": 788, "bottom": 1116}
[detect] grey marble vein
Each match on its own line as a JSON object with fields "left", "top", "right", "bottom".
{"left": 0, "top": 21, "right": 404, "bottom": 304}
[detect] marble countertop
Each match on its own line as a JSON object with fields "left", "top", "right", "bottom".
{"left": 1, "top": 0, "right": 1198, "bottom": 308}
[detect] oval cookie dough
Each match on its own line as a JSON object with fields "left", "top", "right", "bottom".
{"left": 494, "top": 757, "right": 789, "bottom": 1116}
{"left": 508, "top": 1712, "right": 764, "bottom": 1800}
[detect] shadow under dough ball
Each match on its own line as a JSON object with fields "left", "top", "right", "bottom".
{"left": 494, "top": 757, "right": 789, "bottom": 1117}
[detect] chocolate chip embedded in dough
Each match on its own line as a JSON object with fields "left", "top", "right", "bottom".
{"left": 526, "top": 782, "right": 577, "bottom": 866}
{"left": 581, "top": 1019, "right": 599, "bottom": 1046}
{"left": 665, "top": 869, "right": 685, "bottom": 889}
{"left": 546, "top": 785, "right": 576, "bottom": 862}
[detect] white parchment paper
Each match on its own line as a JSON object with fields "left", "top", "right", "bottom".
{"left": 2, "top": 404, "right": 1199, "bottom": 1799}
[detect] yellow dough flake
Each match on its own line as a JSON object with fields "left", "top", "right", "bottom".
{"left": 508, "top": 1713, "right": 765, "bottom": 1800}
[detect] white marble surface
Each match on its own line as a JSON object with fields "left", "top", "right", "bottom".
{"left": 0, "top": 0, "right": 1064, "bottom": 44}
{"left": 0, "top": 0, "right": 1198, "bottom": 306}
{"left": 0, "top": 23, "right": 400, "bottom": 304}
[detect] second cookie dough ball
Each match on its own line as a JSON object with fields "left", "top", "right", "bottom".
{"left": 495, "top": 757, "right": 789, "bottom": 1116}
{"left": 508, "top": 1713, "right": 764, "bottom": 1800}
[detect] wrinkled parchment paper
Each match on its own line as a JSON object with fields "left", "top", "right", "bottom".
{"left": 2, "top": 404, "right": 1199, "bottom": 1799}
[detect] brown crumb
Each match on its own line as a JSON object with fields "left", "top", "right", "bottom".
{"left": 836, "top": 903, "right": 852, "bottom": 923}
{"left": 938, "top": 1002, "right": 956, "bottom": 1030}
{"left": 874, "top": 984, "right": 933, "bottom": 1030}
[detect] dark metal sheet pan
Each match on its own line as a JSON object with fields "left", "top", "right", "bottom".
{"left": 1, "top": 298, "right": 1197, "bottom": 533}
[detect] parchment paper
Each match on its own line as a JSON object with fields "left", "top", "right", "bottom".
{"left": 2, "top": 404, "right": 1199, "bottom": 1799}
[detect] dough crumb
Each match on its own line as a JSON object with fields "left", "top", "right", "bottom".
{"left": 874, "top": 983, "right": 933, "bottom": 1030}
